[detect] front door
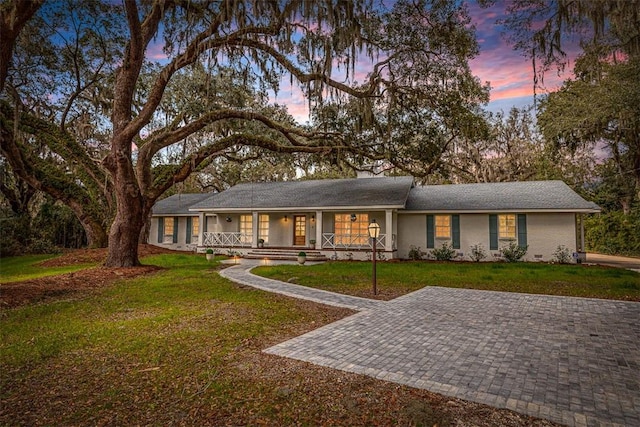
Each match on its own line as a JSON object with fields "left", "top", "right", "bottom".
{"left": 293, "top": 215, "right": 306, "bottom": 246}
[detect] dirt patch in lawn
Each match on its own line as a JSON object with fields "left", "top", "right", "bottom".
{"left": 1, "top": 249, "right": 563, "bottom": 426}
{"left": 1, "top": 295, "right": 560, "bottom": 427}
{"left": 38, "top": 243, "right": 177, "bottom": 267}
{"left": 0, "top": 245, "right": 176, "bottom": 309}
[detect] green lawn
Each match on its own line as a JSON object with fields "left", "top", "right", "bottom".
{"left": 0, "top": 254, "right": 348, "bottom": 425}
{"left": 253, "top": 261, "right": 640, "bottom": 301}
{"left": 2, "top": 254, "right": 638, "bottom": 425}
{"left": 0, "top": 254, "right": 97, "bottom": 283}
{"left": 2, "top": 253, "right": 517, "bottom": 426}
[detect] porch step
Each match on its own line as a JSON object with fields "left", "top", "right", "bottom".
{"left": 244, "top": 249, "right": 327, "bottom": 262}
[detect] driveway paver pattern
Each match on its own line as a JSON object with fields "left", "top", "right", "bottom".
{"left": 220, "top": 262, "right": 640, "bottom": 426}
{"left": 265, "top": 287, "right": 640, "bottom": 427}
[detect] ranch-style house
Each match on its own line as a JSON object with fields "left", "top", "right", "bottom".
{"left": 148, "top": 176, "right": 600, "bottom": 262}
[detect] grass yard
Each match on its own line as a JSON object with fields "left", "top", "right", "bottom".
{"left": 253, "top": 261, "right": 640, "bottom": 301}
{"left": 0, "top": 254, "right": 96, "bottom": 283}
{"left": 0, "top": 252, "right": 556, "bottom": 426}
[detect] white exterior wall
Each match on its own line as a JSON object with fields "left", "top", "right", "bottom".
{"left": 397, "top": 212, "right": 578, "bottom": 262}
{"left": 149, "top": 217, "right": 160, "bottom": 245}
{"left": 396, "top": 214, "right": 427, "bottom": 259}
{"left": 149, "top": 216, "right": 198, "bottom": 251}
{"left": 150, "top": 211, "right": 579, "bottom": 262}
{"left": 525, "top": 213, "right": 577, "bottom": 262}
{"left": 458, "top": 214, "right": 489, "bottom": 257}
{"left": 269, "top": 214, "right": 292, "bottom": 247}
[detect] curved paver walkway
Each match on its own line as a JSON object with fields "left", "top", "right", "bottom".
{"left": 219, "top": 260, "right": 384, "bottom": 311}
{"left": 220, "top": 260, "right": 640, "bottom": 427}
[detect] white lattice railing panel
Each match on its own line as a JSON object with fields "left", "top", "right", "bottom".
{"left": 321, "top": 233, "right": 394, "bottom": 250}
{"left": 203, "top": 232, "right": 252, "bottom": 247}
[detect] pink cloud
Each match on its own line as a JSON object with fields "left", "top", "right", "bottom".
{"left": 145, "top": 41, "right": 169, "bottom": 62}
{"left": 468, "top": 0, "right": 582, "bottom": 103}
{"left": 270, "top": 85, "right": 311, "bottom": 124}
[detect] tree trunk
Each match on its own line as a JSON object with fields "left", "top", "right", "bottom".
{"left": 104, "top": 162, "right": 145, "bottom": 266}
{"left": 104, "top": 141, "right": 145, "bottom": 267}
{"left": 139, "top": 208, "right": 152, "bottom": 244}
{"left": 0, "top": 0, "right": 45, "bottom": 92}
{"left": 83, "top": 217, "right": 109, "bottom": 248}
{"left": 105, "top": 204, "right": 143, "bottom": 266}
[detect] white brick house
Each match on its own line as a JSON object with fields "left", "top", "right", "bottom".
{"left": 149, "top": 177, "right": 600, "bottom": 262}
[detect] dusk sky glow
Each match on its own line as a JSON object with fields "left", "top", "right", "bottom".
{"left": 268, "top": 1, "right": 580, "bottom": 123}
{"left": 143, "top": 1, "right": 581, "bottom": 123}
{"left": 467, "top": 1, "right": 579, "bottom": 113}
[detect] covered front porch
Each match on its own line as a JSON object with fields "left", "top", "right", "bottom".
{"left": 197, "top": 209, "right": 398, "bottom": 259}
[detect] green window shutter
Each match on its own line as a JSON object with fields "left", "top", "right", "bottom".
{"left": 172, "top": 217, "right": 179, "bottom": 243}
{"left": 489, "top": 214, "right": 498, "bottom": 250}
{"left": 517, "top": 214, "right": 527, "bottom": 248}
{"left": 452, "top": 215, "right": 460, "bottom": 249}
{"left": 186, "top": 217, "right": 192, "bottom": 244}
{"left": 426, "top": 215, "right": 435, "bottom": 248}
{"left": 157, "top": 218, "right": 164, "bottom": 243}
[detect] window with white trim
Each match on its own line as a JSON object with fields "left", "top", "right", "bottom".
{"left": 259, "top": 214, "right": 269, "bottom": 243}
{"left": 435, "top": 215, "right": 451, "bottom": 239}
{"left": 240, "top": 214, "right": 252, "bottom": 244}
{"left": 499, "top": 214, "right": 516, "bottom": 239}
{"left": 192, "top": 217, "right": 199, "bottom": 240}
{"left": 335, "top": 213, "right": 369, "bottom": 245}
{"left": 164, "top": 217, "right": 175, "bottom": 242}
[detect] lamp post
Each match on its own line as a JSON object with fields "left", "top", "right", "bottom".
{"left": 368, "top": 219, "right": 380, "bottom": 295}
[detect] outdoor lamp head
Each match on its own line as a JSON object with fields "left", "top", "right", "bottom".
{"left": 368, "top": 219, "right": 380, "bottom": 238}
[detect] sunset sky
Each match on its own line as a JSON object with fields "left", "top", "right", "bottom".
{"left": 467, "top": 1, "right": 579, "bottom": 113}
{"left": 268, "top": 1, "right": 580, "bottom": 122}
{"left": 142, "top": 1, "right": 580, "bottom": 122}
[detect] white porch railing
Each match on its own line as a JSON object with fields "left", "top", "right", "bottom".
{"left": 321, "top": 233, "right": 396, "bottom": 250}
{"left": 203, "top": 232, "right": 252, "bottom": 247}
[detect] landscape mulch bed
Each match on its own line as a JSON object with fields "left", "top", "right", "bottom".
{"left": 1, "top": 245, "right": 176, "bottom": 309}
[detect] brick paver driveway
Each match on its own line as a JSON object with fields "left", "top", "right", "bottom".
{"left": 265, "top": 287, "right": 640, "bottom": 427}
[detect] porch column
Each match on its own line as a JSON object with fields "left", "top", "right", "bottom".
{"left": 385, "top": 209, "right": 393, "bottom": 252}
{"left": 252, "top": 211, "right": 259, "bottom": 248}
{"left": 315, "top": 210, "right": 323, "bottom": 250}
{"left": 392, "top": 211, "right": 398, "bottom": 250}
{"left": 198, "top": 212, "right": 205, "bottom": 246}
{"left": 580, "top": 214, "right": 585, "bottom": 252}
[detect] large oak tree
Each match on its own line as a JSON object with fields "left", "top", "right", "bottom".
{"left": 1, "top": 0, "right": 488, "bottom": 267}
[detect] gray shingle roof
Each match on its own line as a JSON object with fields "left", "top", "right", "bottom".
{"left": 152, "top": 193, "right": 211, "bottom": 215}
{"left": 190, "top": 176, "right": 415, "bottom": 210}
{"left": 152, "top": 180, "right": 599, "bottom": 215}
{"left": 405, "top": 181, "right": 600, "bottom": 212}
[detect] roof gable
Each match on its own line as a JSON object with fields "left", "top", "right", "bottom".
{"left": 191, "top": 176, "right": 414, "bottom": 210}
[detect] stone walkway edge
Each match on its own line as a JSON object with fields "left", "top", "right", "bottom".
{"left": 218, "top": 261, "right": 383, "bottom": 311}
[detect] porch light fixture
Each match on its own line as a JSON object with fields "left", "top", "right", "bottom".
{"left": 311, "top": 215, "right": 315, "bottom": 223}
{"left": 350, "top": 213, "right": 357, "bottom": 222}
{"left": 226, "top": 216, "right": 232, "bottom": 222}
{"left": 284, "top": 215, "right": 288, "bottom": 222}
{"left": 368, "top": 219, "right": 381, "bottom": 295}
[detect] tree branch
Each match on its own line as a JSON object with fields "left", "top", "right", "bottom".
{"left": 147, "top": 133, "right": 335, "bottom": 199}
